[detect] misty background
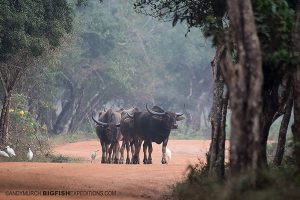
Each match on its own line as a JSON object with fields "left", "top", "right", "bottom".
{"left": 11, "top": 0, "right": 213, "bottom": 138}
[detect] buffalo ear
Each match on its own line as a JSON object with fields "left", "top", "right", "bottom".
{"left": 176, "top": 115, "right": 185, "bottom": 121}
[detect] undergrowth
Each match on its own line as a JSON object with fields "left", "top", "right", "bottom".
{"left": 171, "top": 162, "right": 300, "bottom": 200}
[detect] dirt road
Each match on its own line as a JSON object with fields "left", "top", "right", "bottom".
{"left": 0, "top": 140, "right": 211, "bottom": 200}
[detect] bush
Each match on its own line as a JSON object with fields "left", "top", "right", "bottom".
{"left": 1, "top": 94, "right": 51, "bottom": 161}
{"left": 171, "top": 162, "right": 300, "bottom": 200}
{"left": 171, "top": 161, "right": 222, "bottom": 200}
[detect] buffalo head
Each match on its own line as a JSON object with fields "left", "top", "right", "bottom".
{"left": 92, "top": 112, "right": 120, "bottom": 143}
{"left": 146, "top": 104, "right": 184, "bottom": 130}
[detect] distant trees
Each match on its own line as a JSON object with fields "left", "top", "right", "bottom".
{"left": 2, "top": 0, "right": 212, "bottom": 138}
{"left": 0, "top": 0, "right": 73, "bottom": 145}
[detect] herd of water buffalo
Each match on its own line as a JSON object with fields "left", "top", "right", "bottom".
{"left": 91, "top": 104, "right": 185, "bottom": 164}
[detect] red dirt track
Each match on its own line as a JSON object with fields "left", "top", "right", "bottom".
{"left": 0, "top": 140, "right": 211, "bottom": 200}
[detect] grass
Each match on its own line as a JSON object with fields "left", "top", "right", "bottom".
{"left": 49, "top": 131, "right": 98, "bottom": 145}
{"left": 170, "top": 162, "right": 300, "bottom": 200}
{"left": 0, "top": 153, "right": 84, "bottom": 163}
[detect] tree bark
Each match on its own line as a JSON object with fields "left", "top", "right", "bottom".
{"left": 68, "top": 91, "right": 101, "bottom": 133}
{"left": 292, "top": 1, "right": 300, "bottom": 169}
{"left": 223, "top": 0, "right": 263, "bottom": 177}
{"left": 293, "top": 67, "right": 300, "bottom": 168}
{"left": 218, "top": 89, "right": 229, "bottom": 177}
{"left": 51, "top": 74, "right": 75, "bottom": 134}
{"left": 273, "top": 86, "right": 293, "bottom": 166}
{"left": 208, "top": 45, "right": 227, "bottom": 179}
{"left": 0, "top": 91, "right": 12, "bottom": 145}
{"left": 259, "top": 79, "right": 281, "bottom": 164}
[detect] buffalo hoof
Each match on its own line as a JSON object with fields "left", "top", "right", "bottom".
{"left": 101, "top": 158, "right": 106, "bottom": 164}
{"left": 126, "top": 158, "right": 130, "bottom": 164}
{"left": 143, "top": 158, "right": 148, "bottom": 164}
{"left": 147, "top": 159, "right": 152, "bottom": 164}
{"left": 119, "top": 159, "right": 124, "bottom": 164}
{"left": 132, "top": 156, "right": 140, "bottom": 164}
{"left": 161, "top": 158, "right": 168, "bottom": 164}
{"left": 114, "top": 158, "right": 119, "bottom": 164}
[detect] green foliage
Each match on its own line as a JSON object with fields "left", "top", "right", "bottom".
{"left": 7, "top": 93, "right": 51, "bottom": 156}
{"left": 0, "top": 0, "right": 73, "bottom": 62}
{"left": 253, "top": 0, "right": 295, "bottom": 67}
{"left": 133, "top": 0, "right": 227, "bottom": 45}
{"left": 172, "top": 162, "right": 221, "bottom": 200}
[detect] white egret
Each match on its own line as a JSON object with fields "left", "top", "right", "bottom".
{"left": 27, "top": 147, "right": 33, "bottom": 161}
{"left": 0, "top": 150, "right": 9, "bottom": 157}
{"left": 91, "top": 150, "right": 99, "bottom": 163}
{"left": 6, "top": 146, "right": 16, "bottom": 157}
{"left": 166, "top": 147, "right": 171, "bottom": 161}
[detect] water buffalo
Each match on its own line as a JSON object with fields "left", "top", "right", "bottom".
{"left": 127, "top": 104, "right": 184, "bottom": 164}
{"left": 119, "top": 107, "right": 140, "bottom": 164}
{"left": 92, "top": 109, "right": 122, "bottom": 164}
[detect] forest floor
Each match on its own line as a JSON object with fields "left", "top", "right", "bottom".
{"left": 0, "top": 140, "right": 226, "bottom": 200}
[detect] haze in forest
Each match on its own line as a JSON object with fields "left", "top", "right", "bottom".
{"left": 14, "top": 0, "right": 215, "bottom": 137}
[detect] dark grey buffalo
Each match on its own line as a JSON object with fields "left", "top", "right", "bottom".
{"left": 127, "top": 104, "right": 184, "bottom": 164}
{"left": 119, "top": 107, "right": 140, "bottom": 164}
{"left": 92, "top": 109, "right": 122, "bottom": 164}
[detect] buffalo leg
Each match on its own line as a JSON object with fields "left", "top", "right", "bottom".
{"left": 108, "top": 144, "right": 114, "bottom": 164}
{"left": 130, "top": 140, "right": 135, "bottom": 164}
{"left": 112, "top": 142, "right": 119, "bottom": 164}
{"left": 161, "top": 138, "right": 169, "bottom": 164}
{"left": 125, "top": 140, "right": 131, "bottom": 164}
{"left": 101, "top": 141, "right": 106, "bottom": 163}
{"left": 132, "top": 139, "right": 142, "bottom": 164}
{"left": 143, "top": 141, "right": 149, "bottom": 164}
{"left": 147, "top": 142, "right": 153, "bottom": 164}
{"left": 119, "top": 140, "right": 125, "bottom": 164}
{"left": 105, "top": 144, "right": 110, "bottom": 163}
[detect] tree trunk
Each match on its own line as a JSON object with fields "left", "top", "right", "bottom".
{"left": 223, "top": 0, "right": 263, "bottom": 177}
{"left": 292, "top": 0, "right": 300, "bottom": 170}
{"left": 293, "top": 67, "right": 300, "bottom": 168}
{"left": 0, "top": 91, "right": 12, "bottom": 145}
{"left": 51, "top": 74, "right": 75, "bottom": 134}
{"left": 273, "top": 87, "right": 293, "bottom": 166}
{"left": 68, "top": 92, "right": 102, "bottom": 133}
{"left": 208, "top": 45, "right": 226, "bottom": 178}
{"left": 218, "top": 89, "right": 229, "bottom": 177}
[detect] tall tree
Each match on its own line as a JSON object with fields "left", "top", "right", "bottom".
{"left": 273, "top": 81, "right": 293, "bottom": 166}
{"left": 208, "top": 45, "right": 227, "bottom": 178}
{"left": 292, "top": 1, "right": 300, "bottom": 169}
{"left": 0, "top": 0, "right": 72, "bottom": 145}
{"left": 222, "top": 0, "right": 263, "bottom": 175}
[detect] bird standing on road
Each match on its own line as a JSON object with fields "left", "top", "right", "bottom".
{"left": 91, "top": 150, "right": 99, "bottom": 163}
{"left": 27, "top": 148, "right": 33, "bottom": 161}
{"left": 166, "top": 147, "right": 171, "bottom": 162}
{"left": 6, "top": 146, "right": 16, "bottom": 157}
{"left": 0, "top": 150, "right": 9, "bottom": 157}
